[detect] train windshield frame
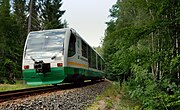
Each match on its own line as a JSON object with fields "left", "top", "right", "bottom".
{"left": 25, "top": 30, "right": 65, "bottom": 59}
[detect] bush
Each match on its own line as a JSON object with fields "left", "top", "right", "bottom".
{"left": 6, "top": 80, "right": 16, "bottom": 84}
{"left": 122, "top": 64, "right": 180, "bottom": 109}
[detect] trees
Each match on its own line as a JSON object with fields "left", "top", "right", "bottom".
{"left": 27, "top": 0, "right": 66, "bottom": 31}
{"left": 40, "top": 0, "right": 65, "bottom": 29}
{"left": 28, "top": 0, "right": 42, "bottom": 32}
{"left": 13, "top": 0, "right": 27, "bottom": 40}
{"left": 103, "top": 0, "right": 180, "bottom": 109}
{"left": 0, "top": 0, "right": 20, "bottom": 83}
{"left": 104, "top": 0, "right": 180, "bottom": 83}
{"left": 0, "top": 0, "right": 66, "bottom": 83}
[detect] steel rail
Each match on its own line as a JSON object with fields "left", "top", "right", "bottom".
{"left": 0, "top": 85, "right": 60, "bottom": 103}
{"left": 0, "top": 80, "right": 104, "bottom": 103}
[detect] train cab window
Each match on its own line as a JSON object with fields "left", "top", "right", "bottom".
{"left": 68, "top": 33, "right": 76, "bottom": 57}
{"left": 82, "top": 40, "right": 87, "bottom": 58}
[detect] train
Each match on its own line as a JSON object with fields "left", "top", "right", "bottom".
{"left": 22, "top": 28, "right": 105, "bottom": 85}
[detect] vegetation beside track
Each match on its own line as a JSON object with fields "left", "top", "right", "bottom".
{"left": 102, "top": 0, "right": 180, "bottom": 109}
{"left": 0, "top": 80, "right": 47, "bottom": 92}
{"left": 87, "top": 82, "right": 140, "bottom": 110}
{"left": 0, "top": 84, "right": 28, "bottom": 92}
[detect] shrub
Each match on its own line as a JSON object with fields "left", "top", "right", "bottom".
{"left": 122, "top": 64, "right": 180, "bottom": 109}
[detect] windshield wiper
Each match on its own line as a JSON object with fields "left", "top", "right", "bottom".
{"left": 51, "top": 55, "right": 56, "bottom": 60}
{"left": 30, "top": 56, "right": 36, "bottom": 62}
{"left": 51, "top": 48, "right": 63, "bottom": 60}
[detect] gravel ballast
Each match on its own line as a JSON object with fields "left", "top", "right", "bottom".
{"left": 0, "top": 81, "right": 110, "bottom": 110}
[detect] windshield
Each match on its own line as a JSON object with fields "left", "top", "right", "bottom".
{"left": 25, "top": 30, "right": 65, "bottom": 59}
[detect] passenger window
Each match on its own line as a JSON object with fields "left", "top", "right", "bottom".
{"left": 82, "top": 40, "right": 87, "bottom": 58}
{"left": 98, "top": 56, "right": 101, "bottom": 70}
{"left": 92, "top": 51, "right": 96, "bottom": 69}
{"left": 88, "top": 46, "right": 92, "bottom": 68}
{"left": 68, "top": 33, "right": 76, "bottom": 57}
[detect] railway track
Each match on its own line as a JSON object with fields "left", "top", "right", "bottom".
{"left": 0, "top": 85, "right": 60, "bottom": 103}
{"left": 0, "top": 80, "right": 103, "bottom": 103}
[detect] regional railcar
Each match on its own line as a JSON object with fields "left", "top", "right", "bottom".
{"left": 22, "top": 28, "right": 105, "bottom": 85}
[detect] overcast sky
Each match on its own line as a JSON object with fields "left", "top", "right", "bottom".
{"left": 61, "top": 0, "right": 117, "bottom": 47}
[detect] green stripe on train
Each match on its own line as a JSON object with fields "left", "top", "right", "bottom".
{"left": 23, "top": 67, "right": 66, "bottom": 85}
{"left": 23, "top": 67, "right": 104, "bottom": 85}
{"left": 64, "top": 67, "right": 104, "bottom": 78}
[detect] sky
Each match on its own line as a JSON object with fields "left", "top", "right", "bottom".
{"left": 61, "top": 0, "right": 117, "bottom": 47}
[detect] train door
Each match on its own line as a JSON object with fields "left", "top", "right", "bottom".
{"left": 68, "top": 32, "right": 76, "bottom": 57}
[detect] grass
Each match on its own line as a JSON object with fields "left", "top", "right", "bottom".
{"left": 87, "top": 82, "right": 140, "bottom": 110}
{"left": 0, "top": 80, "right": 47, "bottom": 92}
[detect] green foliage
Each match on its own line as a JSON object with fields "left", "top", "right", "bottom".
{"left": 122, "top": 64, "right": 180, "bottom": 109}
{"left": 0, "top": 81, "right": 48, "bottom": 92}
{"left": 40, "top": 0, "right": 65, "bottom": 29}
{"left": 94, "top": 46, "right": 103, "bottom": 56}
{"left": 0, "top": 0, "right": 21, "bottom": 82}
{"left": 0, "top": 0, "right": 66, "bottom": 83}
{"left": 103, "top": 0, "right": 180, "bottom": 109}
{"left": 28, "top": 0, "right": 41, "bottom": 31}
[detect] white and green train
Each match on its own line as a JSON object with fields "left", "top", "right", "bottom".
{"left": 22, "top": 28, "right": 105, "bottom": 85}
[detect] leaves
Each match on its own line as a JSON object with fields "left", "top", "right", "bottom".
{"left": 0, "top": 0, "right": 66, "bottom": 82}
{"left": 40, "top": 0, "right": 65, "bottom": 29}
{"left": 103, "top": 0, "right": 180, "bottom": 109}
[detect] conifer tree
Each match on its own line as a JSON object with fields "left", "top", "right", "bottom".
{"left": 40, "top": 0, "right": 65, "bottom": 29}
{"left": 13, "top": 0, "right": 27, "bottom": 44}
{"left": 28, "top": 0, "right": 41, "bottom": 32}
{"left": 0, "top": 0, "right": 18, "bottom": 83}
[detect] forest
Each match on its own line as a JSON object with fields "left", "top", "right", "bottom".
{"left": 103, "top": 0, "right": 180, "bottom": 109}
{"left": 0, "top": 0, "right": 66, "bottom": 83}
{"left": 0, "top": 0, "right": 180, "bottom": 109}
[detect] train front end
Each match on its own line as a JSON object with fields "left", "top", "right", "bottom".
{"left": 22, "top": 29, "right": 66, "bottom": 85}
